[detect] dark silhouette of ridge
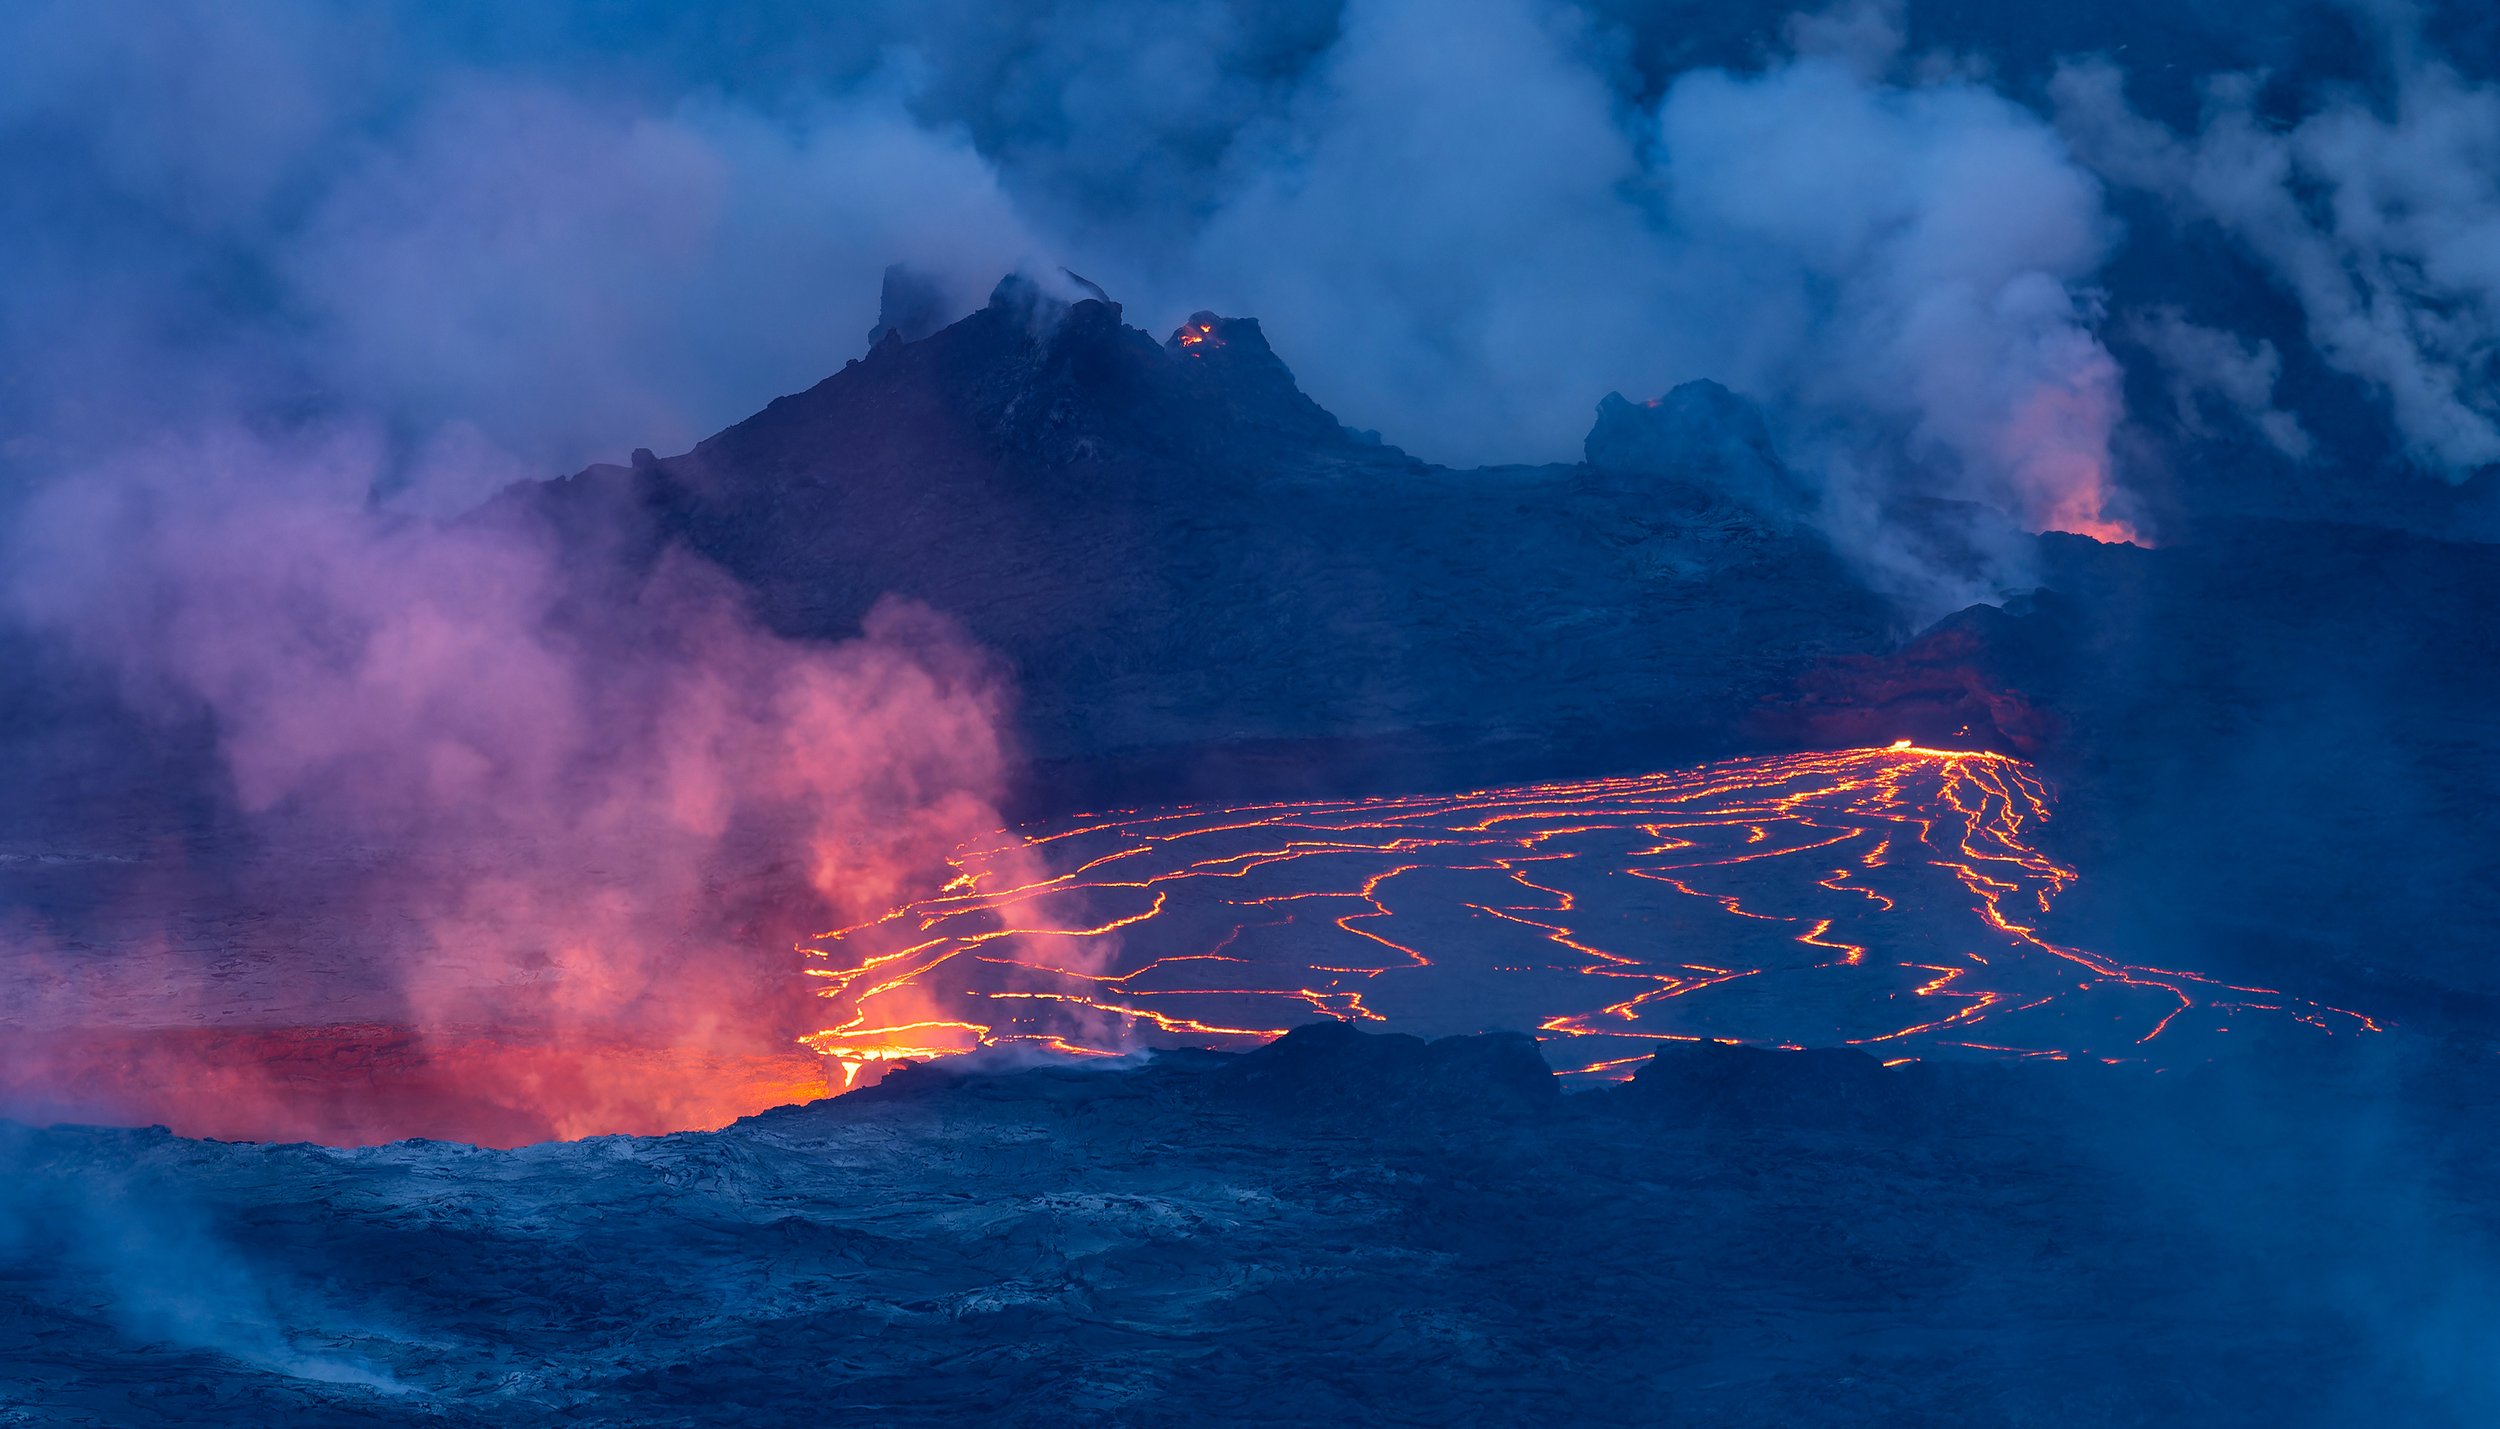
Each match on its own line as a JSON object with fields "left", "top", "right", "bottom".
{"left": 506, "top": 272, "right": 1893, "bottom": 799}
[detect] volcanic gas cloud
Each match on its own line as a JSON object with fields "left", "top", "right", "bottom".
{"left": 0, "top": 427, "right": 1016, "bottom": 1148}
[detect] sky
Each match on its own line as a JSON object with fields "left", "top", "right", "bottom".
{"left": 1, "top": 0, "right": 2492, "bottom": 516}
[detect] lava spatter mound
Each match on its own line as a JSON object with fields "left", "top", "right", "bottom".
{"left": 803, "top": 744, "right": 2377, "bottom": 1082}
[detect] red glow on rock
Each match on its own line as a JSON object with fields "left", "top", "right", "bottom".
{"left": 1997, "top": 379, "right": 2149, "bottom": 546}
{"left": 1173, "top": 317, "right": 1224, "bottom": 355}
{"left": 2038, "top": 469, "right": 2146, "bottom": 545}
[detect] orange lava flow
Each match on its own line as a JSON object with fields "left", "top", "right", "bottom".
{"left": 800, "top": 744, "right": 2377, "bottom": 1083}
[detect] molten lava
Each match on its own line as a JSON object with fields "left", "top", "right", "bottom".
{"left": 803, "top": 744, "right": 2375, "bottom": 1082}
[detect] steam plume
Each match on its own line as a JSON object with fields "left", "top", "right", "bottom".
{"left": 4, "top": 424, "right": 1013, "bottom": 1142}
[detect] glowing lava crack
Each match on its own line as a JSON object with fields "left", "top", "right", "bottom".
{"left": 802, "top": 744, "right": 2377, "bottom": 1084}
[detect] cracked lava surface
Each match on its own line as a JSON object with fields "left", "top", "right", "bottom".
{"left": 802, "top": 743, "right": 2378, "bottom": 1085}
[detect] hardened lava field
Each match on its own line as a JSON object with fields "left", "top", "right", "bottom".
{"left": 804, "top": 744, "right": 2379, "bottom": 1083}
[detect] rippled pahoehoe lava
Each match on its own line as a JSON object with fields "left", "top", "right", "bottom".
{"left": 802, "top": 744, "right": 2377, "bottom": 1083}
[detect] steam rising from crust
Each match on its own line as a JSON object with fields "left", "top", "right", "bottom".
{"left": 3, "top": 424, "right": 1015, "bottom": 1143}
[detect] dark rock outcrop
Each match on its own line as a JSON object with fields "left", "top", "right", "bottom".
{"left": 866, "top": 261, "right": 952, "bottom": 347}
{"left": 1585, "top": 381, "right": 1807, "bottom": 522}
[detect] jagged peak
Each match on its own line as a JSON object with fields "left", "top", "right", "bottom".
{"left": 865, "top": 262, "right": 952, "bottom": 348}
{"left": 712, "top": 268, "right": 1426, "bottom": 474}
{"left": 1587, "top": 380, "right": 1806, "bottom": 518}
{"left": 983, "top": 268, "right": 1122, "bottom": 335}
{"left": 1168, "top": 310, "right": 1253, "bottom": 357}
{"left": 835, "top": 273, "right": 1351, "bottom": 463}
{"left": 1587, "top": 381, "right": 1775, "bottom": 467}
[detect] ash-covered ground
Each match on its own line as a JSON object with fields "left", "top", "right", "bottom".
{"left": 5, "top": 1024, "right": 2495, "bottom": 1427}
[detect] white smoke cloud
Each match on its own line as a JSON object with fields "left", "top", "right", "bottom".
{"left": 1177, "top": 0, "right": 1677, "bottom": 466}
{"left": 287, "top": 78, "right": 1039, "bottom": 503}
{"left": 2053, "top": 45, "right": 2500, "bottom": 478}
{"left": 0, "top": 1128, "right": 406, "bottom": 1388}
{"left": 0, "top": 6, "right": 1041, "bottom": 497}
{"left": 2131, "top": 307, "right": 2315, "bottom": 461}
{"left": 1652, "top": 42, "right": 2129, "bottom": 549}
{"left": 1167, "top": 0, "right": 2133, "bottom": 610}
